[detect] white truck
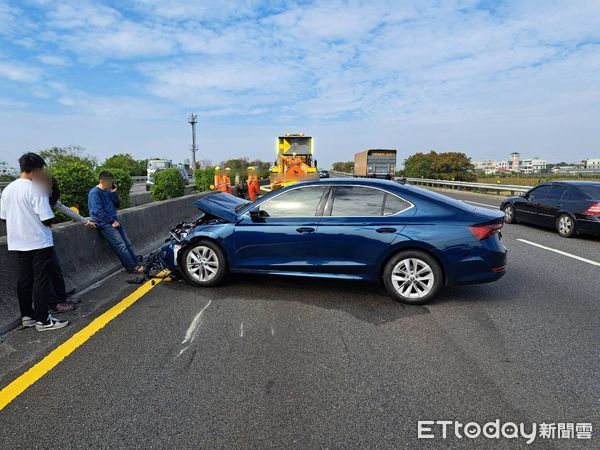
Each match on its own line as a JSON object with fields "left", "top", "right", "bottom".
{"left": 146, "top": 159, "right": 173, "bottom": 191}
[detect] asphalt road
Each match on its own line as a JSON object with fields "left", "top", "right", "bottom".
{"left": 131, "top": 182, "right": 148, "bottom": 194}
{"left": 1, "top": 188, "right": 598, "bottom": 449}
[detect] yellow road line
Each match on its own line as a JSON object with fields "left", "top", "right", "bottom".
{"left": 0, "top": 277, "right": 163, "bottom": 411}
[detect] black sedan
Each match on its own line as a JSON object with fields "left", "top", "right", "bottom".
{"left": 500, "top": 181, "right": 600, "bottom": 237}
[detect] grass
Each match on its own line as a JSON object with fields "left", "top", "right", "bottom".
{"left": 477, "top": 176, "right": 600, "bottom": 186}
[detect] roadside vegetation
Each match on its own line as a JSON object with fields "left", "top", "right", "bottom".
{"left": 477, "top": 173, "right": 600, "bottom": 186}
{"left": 151, "top": 168, "right": 185, "bottom": 201}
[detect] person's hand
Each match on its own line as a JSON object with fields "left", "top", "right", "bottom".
{"left": 112, "top": 221, "right": 120, "bottom": 228}
{"left": 110, "top": 184, "right": 118, "bottom": 193}
{"left": 85, "top": 220, "right": 97, "bottom": 229}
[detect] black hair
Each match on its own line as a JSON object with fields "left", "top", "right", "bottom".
{"left": 19, "top": 152, "right": 46, "bottom": 173}
{"left": 49, "top": 177, "right": 60, "bottom": 207}
{"left": 98, "top": 170, "right": 114, "bottom": 180}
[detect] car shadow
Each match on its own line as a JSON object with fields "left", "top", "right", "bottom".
{"left": 510, "top": 222, "right": 600, "bottom": 242}
{"left": 163, "top": 273, "right": 430, "bottom": 325}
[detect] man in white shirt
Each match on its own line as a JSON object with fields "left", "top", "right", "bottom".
{"left": 0, "top": 153, "right": 69, "bottom": 331}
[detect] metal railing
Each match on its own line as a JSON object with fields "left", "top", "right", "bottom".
{"left": 404, "top": 178, "right": 529, "bottom": 195}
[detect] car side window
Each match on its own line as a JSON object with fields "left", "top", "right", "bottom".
{"left": 561, "top": 188, "right": 581, "bottom": 201}
{"left": 383, "top": 193, "right": 412, "bottom": 215}
{"left": 529, "top": 185, "right": 551, "bottom": 199}
{"left": 259, "top": 186, "right": 328, "bottom": 218}
{"left": 546, "top": 186, "right": 567, "bottom": 200}
{"left": 331, "top": 186, "right": 385, "bottom": 216}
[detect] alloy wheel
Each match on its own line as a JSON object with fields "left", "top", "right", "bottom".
{"left": 504, "top": 205, "right": 513, "bottom": 222}
{"left": 391, "top": 258, "right": 435, "bottom": 299}
{"left": 186, "top": 245, "right": 219, "bottom": 282}
{"left": 558, "top": 215, "right": 573, "bottom": 236}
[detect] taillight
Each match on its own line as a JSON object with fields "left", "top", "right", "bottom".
{"left": 584, "top": 203, "right": 600, "bottom": 216}
{"left": 469, "top": 222, "right": 503, "bottom": 240}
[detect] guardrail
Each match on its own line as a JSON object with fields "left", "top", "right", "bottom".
{"left": 328, "top": 172, "right": 529, "bottom": 195}
{"left": 404, "top": 178, "right": 529, "bottom": 195}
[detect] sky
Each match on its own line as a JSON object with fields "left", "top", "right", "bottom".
{"left": 0, "top": 0, "right": 599, "bottom": 168}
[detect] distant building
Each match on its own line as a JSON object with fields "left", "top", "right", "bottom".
{"left": 473, "top": 160, "right": 498, "bottom": 174}
{"left": 495, "top": 161, "right": 509, "bottom": 172}
{"left": 197, "top": 159, "right": 213, "bottom": 169}
{"left": 509, "top": 152, "right": 520, "bottom": 172}
{"left": 586, "top": 158, "right": 600, "bottom": 170}
{"left": 520, "top": 158, "right": 547, "bottom": 174}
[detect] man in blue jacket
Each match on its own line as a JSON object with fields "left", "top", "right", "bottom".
{"left": 88, "top": 171, "right": 144, "bottom": 273}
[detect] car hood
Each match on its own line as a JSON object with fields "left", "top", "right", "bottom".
{"left": 192, "top": 192, "right": 249, "bottom": 222}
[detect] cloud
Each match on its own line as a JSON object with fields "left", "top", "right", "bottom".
{"left": 0, "top": 61, "right": 40, "bottom": 82}
{"left": 0, "top": 0, "right": 599, "bottom": 166}
{"left": 37, "top": 54, "right": 71, "bottom": 66}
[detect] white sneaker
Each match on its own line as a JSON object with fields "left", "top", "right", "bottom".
{"left": 35, "top": 315, "right": 69, "bottom": 332}
{"left": 21, "top": 316, "right": 36, "bottom": 328}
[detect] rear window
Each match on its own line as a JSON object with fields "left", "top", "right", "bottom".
{"left": 383, "top": 193, "right": 411, "bottom": 215}
{"left": 577, "top": 185, "right": 600, "bottom": 200}
{"left": 331, "top": 186, "right": 385, "bottom": 216}
{"left": 561, "top": 188, "right": 581, "bottom": 201}
{"left": 546, "top": 186, "right": 567, "bottom": 200}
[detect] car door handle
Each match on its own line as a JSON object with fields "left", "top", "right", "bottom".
{"left": 296, "top": 227, "right": 315, "bottom": 233}
{"left": 556, "top": 203, "right": 562, "bottom": 208}
{"left": 376, "top": 227, "right": 397, "bottom": 233}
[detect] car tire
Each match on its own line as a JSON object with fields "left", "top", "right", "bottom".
{"left": 383, "top": 250, "right": 443, "bottom": 305}
{"left": 179, "top": 240, "right": 227, "bottom": 287}
{"left": 556, "top": 214, "right": 575, "bottom": 238}
{"left": 502, "top": 203, "right": 517, "bottom": 224}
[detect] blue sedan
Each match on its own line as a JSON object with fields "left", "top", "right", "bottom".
{"left": 160, "top": 178, "right": 507, "bottom": 304}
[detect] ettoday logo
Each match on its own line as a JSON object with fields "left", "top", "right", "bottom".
{"left": 418, "top": 420, "right": 593, "bottom": 444}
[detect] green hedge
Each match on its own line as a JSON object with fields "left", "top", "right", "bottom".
{"left": 194, "top": 167, "right": 215, "bottom": 192}
{"left": 151, "top": 168, "right": 185, "bottom": 201}
{"left": 51, "top": 159, "right": 97, "bottom": 216}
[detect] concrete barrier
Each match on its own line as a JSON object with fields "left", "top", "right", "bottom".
{"left": 0, "top": 191, "right": 209, "bottom": 335}
{"left": 0, "top": 185, "right": 198, "bottom": 237}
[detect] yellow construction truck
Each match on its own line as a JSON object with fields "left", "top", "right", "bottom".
{"left": 267, "top": 133, "right": 319, "bottom": 191}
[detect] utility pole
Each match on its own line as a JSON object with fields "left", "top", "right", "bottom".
{"left": 187, "top": 113, "right": 198, "bottom": 170}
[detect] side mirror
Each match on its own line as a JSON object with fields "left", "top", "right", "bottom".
{"left": 249, "top": 207, "right": 268, "bottom": 222}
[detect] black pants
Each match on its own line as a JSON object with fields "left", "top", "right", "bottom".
{"left": 48, "top": 249, "right": 67, "bottom": 305}
{"left": 13, "top": 246, "right": 53, "bottom": 322}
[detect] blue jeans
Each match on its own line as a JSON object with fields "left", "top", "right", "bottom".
{"left": 100, "top": 224, "right": 138, "bottom": 271}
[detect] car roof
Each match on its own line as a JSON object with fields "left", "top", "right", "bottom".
{"left": 293, "top": 177, "right": 400, "bottom": 188}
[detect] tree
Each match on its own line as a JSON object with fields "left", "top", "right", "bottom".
{"left": 151, "top": 168, "right": 185, "bottom": 201}
{"left": 101, "top": 154, "right": 147, "bottom": 177}
{"left": 332, "top": 161, "right": 353, "bottom": 173}
{"left": 0, "top": 161, "right": 17, "bottom": 182}
{"left": 194, "top": 167, "right": 215, "bottom": 192}
{"left": 51, "top": 159, "right": 97, "bottom": 215}
{"left": 403, "top": 151, "right": 476, "bottom": 181}
{"left": 39, "top": 145, "right": 97, "bottom": 169}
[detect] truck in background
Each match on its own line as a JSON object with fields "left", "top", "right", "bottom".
{"left": 353, "top": 149, "right": 397, "bottom": 180}
{"left": 267, "top": 133, "right": 319, "bottom": 191}
{"left": 146, "top": 159, "right": 173, "bottom": 191}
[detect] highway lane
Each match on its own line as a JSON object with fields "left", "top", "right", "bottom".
{"left": 0, "top": 187, "right": 598, "bottom": 448}
{"left": 131, "top": 182, "right": 148, "bottom": 194}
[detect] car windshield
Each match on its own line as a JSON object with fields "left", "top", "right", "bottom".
{"left": 577, "top": 185, "right": 600, "bottom": 199}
